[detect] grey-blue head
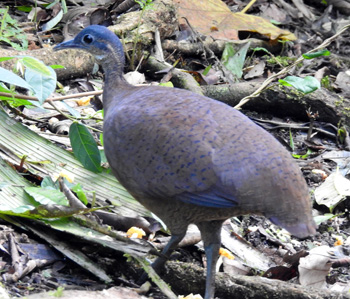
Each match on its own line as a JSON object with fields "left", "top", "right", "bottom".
{"left": 54, "top": 25, "right": 125, "bottom": 72}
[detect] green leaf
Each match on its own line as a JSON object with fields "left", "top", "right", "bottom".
{"left": 100, "top": 149, "right": 107, "bottom": 164}
{"left": 292, "top": 149, "right": 313, "bottom": 159}
{"left": 41, "top": 9, "right": 63, "bottom": 32}
{"left": 0, "top": 67, "right": 33, "bottom": 90}
{"left": 46, "top": 0, "right": 60, "bottom": 9}
{"left": 0, "top": 56, "right": 15, "bottom": 62}
{"left": 0, "top": 96, "right": 33, "bottom": 107}
{"left": 61, "top": 0, "right": 68, "bottom": 13}
{"left": 0, "top": 199, "right": 35, "bottom": 214}
{"left": 270, "top": 19, "right": 282, "bottom": 25}
{"left": 303, "top": 49, "right": 330, "bottom": 59}
{"left": 222, "top": 42, "right": 250, "bottom": 79}
{"left": 49, "top": 286, "right": 65, "bottom": 297}
{"left": 50, "top": 64, "right": 65, "bottom": 69}
{"left": 313, "top": 213, "right": 335, "bottom": 225}
{"left": 25, "top": 66, "right": 57, "bottom": 103}
{"left": 279, "top": 76, "right": 320, "bottom": 94}
{"left": 11, "top": 205, "right": 35, "bottom": 214}
{"left": 0, "top": 84, "right": 32, "bottom": 106}
{"left": 72, "top": 183, "right": 88, "bottom": 205}
{"left": 0, "top": 9, "right": 28, "bottom": 50}
{"left": 159, "top": 81, "right": 174, "bottom": 87}
{"left": 289, "top": 129, "right": 294, "bottom": 151}
{"left": 202, "top": 65, "right": 212, "bottom": 76}
{"left": 69, "top": 123, "right": 102, "bottom": 173}
{"left": 252, "top": 47, "right": 270, "bottom": 54}
{"left": 0, "top": 181, "right": 10, "bottom": 189}
{"left": 24, "top": 186, "right": 69, "bottom": 206}
{"left": 20, "top": 56, "right": 52, "bottom": 76}
{"left": 16, "top": 6, "right": 32, "bottom": 12}
{"left": 0, "top": 83, "right": 11, "bottom": 92}
{"left": 41, "top": 176, "right": 59, "bottom": 189}
{"left": 0, "top": 57, "right": 57, "bottom": 104}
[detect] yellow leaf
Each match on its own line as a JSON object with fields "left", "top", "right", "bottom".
{"left": 126, "top": 227, "right": 146, "bottom": 239}
{"left": 219, "top": 247, "right": 235, "bottom": 259}
{"left": 174, "top": 0, "right": 296, "bottom": 41}
{"left": 334, "top": 236, "right": 343, "bottom": 246}
{"left": 77, "top": 96, "right": 92, "bottom": 106}
{"left": 53, "top": 170, "right": 75, "bottom": 183}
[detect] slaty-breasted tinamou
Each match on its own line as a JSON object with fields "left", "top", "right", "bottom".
{"left": 54, "top": 25, "right": 316, "bottom": 299}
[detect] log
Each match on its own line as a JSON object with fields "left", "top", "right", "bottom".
{"left": 163, "top": 261, "right": 350, "bottom": 299}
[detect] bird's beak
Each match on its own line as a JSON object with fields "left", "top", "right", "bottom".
{"left": 53, "top": 39, "right": 81, "bottom": 51}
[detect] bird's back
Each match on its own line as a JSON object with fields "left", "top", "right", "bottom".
{"left": 103, "top": 85, "right": 315, "bottom": 238}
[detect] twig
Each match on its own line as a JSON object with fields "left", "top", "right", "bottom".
{"left": 0, "top": 90, "right": 103, "bottom": 102}
{"left": 133, "top": 256, "right": 178, "bottom": 299}
{"left": 241, "top": 0, "right": 257, "bottom": 13}
{"left": 47, "top": 100, "right": 103, "bottom": 133}
{"left": 234, "top": 23, "right": 350, "bottom": 109}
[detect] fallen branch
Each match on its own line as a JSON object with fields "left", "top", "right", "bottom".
{"left": 163, "top": 261, "right": 350, "bottom": 299}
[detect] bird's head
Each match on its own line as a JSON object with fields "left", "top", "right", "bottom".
{"left": 54, "top": 25, "right": 125, "bottom": 68}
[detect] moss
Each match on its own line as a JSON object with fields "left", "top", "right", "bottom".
{"left": 266, "top": 56, "right": 296, "bottom": 67}
{"left": 279, "top": 84, "right": 304, "bottom": 102}
{"left": 335, "top": 96, "right": 345, "bottom": 107}
{"left": 341, "top": 109, "right": 350, "bottom": 118}
{"left": 321, "top": 75, "right": 332, "bottom": 91}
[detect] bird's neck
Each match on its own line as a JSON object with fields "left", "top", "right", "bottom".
{"left": 102, "top": 65, "right": 133, "bottom": 116}
{"left": 98, "top": 46, "right": 135, "bottom": 115}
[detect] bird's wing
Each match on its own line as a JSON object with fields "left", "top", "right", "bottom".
{"left": 104, "top": 88, "right": 261, "bottom": 208}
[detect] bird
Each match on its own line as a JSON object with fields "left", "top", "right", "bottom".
{"left": 54, "top": 25, "right": 317, "bottom": 299}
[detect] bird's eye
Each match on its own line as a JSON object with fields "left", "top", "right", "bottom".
{"left": 83, "top": 34, "right": 94, "bottom": 44}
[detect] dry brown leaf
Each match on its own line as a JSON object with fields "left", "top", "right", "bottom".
{"left": 174, "top": 0, "right": 296, "bottom": 41}
{"left": 298, "top": 246, "right": 332, "bottom": 288}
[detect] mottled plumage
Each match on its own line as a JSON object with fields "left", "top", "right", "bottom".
{"left": 54, "top": 25, "right": 316, "bottom": 299}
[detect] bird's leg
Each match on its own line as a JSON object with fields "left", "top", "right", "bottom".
{"left": 138, "top": 231, "right": 186, "bottom": 285}
{"left": 152, "top": 231, "right": 186, "bottom": 271}
{"left": 197, "top": 220, "right": 224, "bottom": 299}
